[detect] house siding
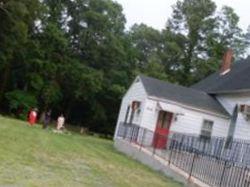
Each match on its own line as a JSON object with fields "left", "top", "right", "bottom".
{"left": 114, "top": 78, "right": 147, "bottom": 138}
{"left": 217, "top": 92, "right": 250, "bottom": 140}
{"left": 140, "top": 98, "right": 230, "bottom": 137}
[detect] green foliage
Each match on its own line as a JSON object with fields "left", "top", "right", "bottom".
{"left": 164, "top": 0, "right": 249, "bottom": 85}
{"left": 5, "top": 90, "right": 37, "bottom": 119}
{"left": 129, "top": 24, "right": 162, "bottom": 68}
{"left": 211, "top": 6, "right": 249, "bottom": 60}
{"left": 164, "top": 0, "right": 217, "bottom": 85}
{"left": 143, "top": 60, "right": 169, "bottom": 81}
{"left": 40, "top": 81, "right": 62, "bottom": 108}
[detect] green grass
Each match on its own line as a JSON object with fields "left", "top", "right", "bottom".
{"left": 0, "top": 116, "right": 182, "bottom": 187}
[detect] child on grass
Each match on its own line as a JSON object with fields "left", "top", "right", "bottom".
{"left": 56, "top": 114, "right": 65, "bottom": 130}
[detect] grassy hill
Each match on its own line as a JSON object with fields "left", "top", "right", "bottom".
{"left": 0, "top": 116, "right": 182, "bottom": 187}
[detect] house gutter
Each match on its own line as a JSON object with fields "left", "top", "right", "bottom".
{"left": 208, "top": 89, "right": 250, "bottom": 95}
{"left": 147, "top": 96, "right": 230, "bottom": 119}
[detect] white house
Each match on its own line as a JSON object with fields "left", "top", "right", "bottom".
{"left": 114, "top": 50, "right": 250, "bottom": 148}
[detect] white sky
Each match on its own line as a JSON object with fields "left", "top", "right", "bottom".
{"left": 115, "top": 0, "right": 250, "bottom": 31}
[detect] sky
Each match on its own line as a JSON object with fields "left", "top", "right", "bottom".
{"left": 115, "top": 0, "right": 250, "bottom": 31}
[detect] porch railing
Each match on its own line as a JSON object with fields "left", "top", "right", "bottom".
{"left": 116, "top": 122, "right": 250, "bottom": 187}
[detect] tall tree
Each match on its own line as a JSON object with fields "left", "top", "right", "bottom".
{"left": 163, "top": 0, "right": 249, "bottom": 85}
{"left": 41, "top": 0, "right": 132, "bottom": 133}
{"left": 0, "top": 0, "right": 41, "bottom": 107}
{"left": 128, "top": 24, "right": 169, "bottom": 81}
{"left": 209, "top": 6, "right": 249, "bottom": 60}
{"left": 164, "top": 0, "right": 217, "bottom": 85}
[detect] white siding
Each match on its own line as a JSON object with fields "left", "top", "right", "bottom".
{"left": 114, "top": 78, "right": 147, "bottom": 138}
{"left": 217, "top": 92, "right": 250, "bottom": 140}
{"left": 140, "top": 98, "right": 230, "bottom": 137}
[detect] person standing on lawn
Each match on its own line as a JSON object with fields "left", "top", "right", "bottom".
{"left": 43, "top": 110, "right": 51, "bottom": 129}
{"left": 28, "top": 108, "right": 38, "bottom": 126}
{"left": 56, "top": 114, "right": 65, "bottom": 130}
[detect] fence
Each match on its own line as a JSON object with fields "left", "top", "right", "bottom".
{"left": 116, "top": 122, "right": 250, "bottom": 187}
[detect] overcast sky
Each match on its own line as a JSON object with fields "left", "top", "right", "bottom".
{"left": 115, "top": 0, "right": 250, "bottom": 31}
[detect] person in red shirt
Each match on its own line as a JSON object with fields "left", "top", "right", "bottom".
{"left": 28, "top": 108, "right": 38, "bottom": 126}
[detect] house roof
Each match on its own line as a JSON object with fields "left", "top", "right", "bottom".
{"left": 139, "top": 75, "right": 230, "bottom": 118}
{"left": 191, "top": 57, "right": 250, "bottom": 93}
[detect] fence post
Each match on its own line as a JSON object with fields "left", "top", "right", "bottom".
{"left": 189, "top": 152, "right": 196, "bottom": 180}
{"left": 123, "top": 123, "right": 127, "bottom": 139}
{"left": 153, "top": 133, "right": 157, "bottom": 156}
{"left": 219, "top": 160, "right": 227, "bottom": 187}
{"left": 140, "top": 128, "right": 146, "bottom": 151}
{"left": 130, "top": 125, "right": 135, "bottom": 142}
{"left": 168, "top": 139, "right": 174, "bottom": 165}
{"left": 242, "top": 166, "right": 248, "bottom": 187}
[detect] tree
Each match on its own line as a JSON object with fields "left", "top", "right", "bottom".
{"left": 208, "top": 6, "right": 249, "bottom": 60}
{"left": 129, "top": 24, "right": 162, "bottom": 68}
{"left": 163, "top": 0, "right": 249, "bottom": 85}
{"left": 164, "top": 0, "right": 217, "bottom": 85}
{"left": 5, "top": 90, "right": 37, "bottom": 119}
{"left": 37, "top": 0, "right": 134, "bottom": 134}
{"left": 0, "top": 0, "right": 42, "bottom": 107}
{"left": 62, "top": 0, "right": 131, "bottom": 133}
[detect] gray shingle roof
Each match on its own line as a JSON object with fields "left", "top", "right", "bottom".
{"left": 191, "top": 57, "right": 250, "bottom": 93}
{"left": 139, "top": 75, "right": 229, "bottom": 117}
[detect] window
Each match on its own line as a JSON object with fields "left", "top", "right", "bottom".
{"left": 200, "top": 120, "right": 213, "bottom": 140}
{"left": 130, "top": 101, "right": 141, "bottom": 123}
{"left": 132, "top": 101, "right": 140, "bottom": 111}
{"left": 132, "top": 101, "right": 141, "bottom": 115}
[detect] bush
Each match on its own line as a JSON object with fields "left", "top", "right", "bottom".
{"left": 5, "top": 90, "right": 37, "bottom": 120}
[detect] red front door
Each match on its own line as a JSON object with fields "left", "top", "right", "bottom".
{"left": 153, "top": 111, "right": 173, "bottom": 149}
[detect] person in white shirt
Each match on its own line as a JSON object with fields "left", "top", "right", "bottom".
{"left": 57, "top": 114, "right": 65, "bottom": 130}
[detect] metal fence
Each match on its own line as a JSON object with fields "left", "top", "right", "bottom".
{"left": 116, "top": 122, "right": 250, "bottom": 187}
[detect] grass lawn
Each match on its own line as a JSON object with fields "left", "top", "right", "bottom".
{"left": 0, "top": 116, "right": 183, "bottom": 187}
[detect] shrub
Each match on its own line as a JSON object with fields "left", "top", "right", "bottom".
{"left": 5, "top": 90, "right": 37, "bottom": 120}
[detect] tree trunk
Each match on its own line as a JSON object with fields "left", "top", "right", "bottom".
{"left": 183, "top": 41, "right": 194, "bottom": 86}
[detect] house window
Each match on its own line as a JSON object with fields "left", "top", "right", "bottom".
{"left": 132, "top": 101, "right": 140, "bottom": 111}
{"left": 131, "top": 101, "right": 141, "bottom": 123}
{"left": 200, "top": 120, "right": 213, "bottom": 140}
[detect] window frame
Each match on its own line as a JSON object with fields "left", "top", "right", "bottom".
{"left": 200, "top": 119, "right": 214, "bottom": 140}
{"left": 131, "top": 101, "right": 141, "bottom": 123}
